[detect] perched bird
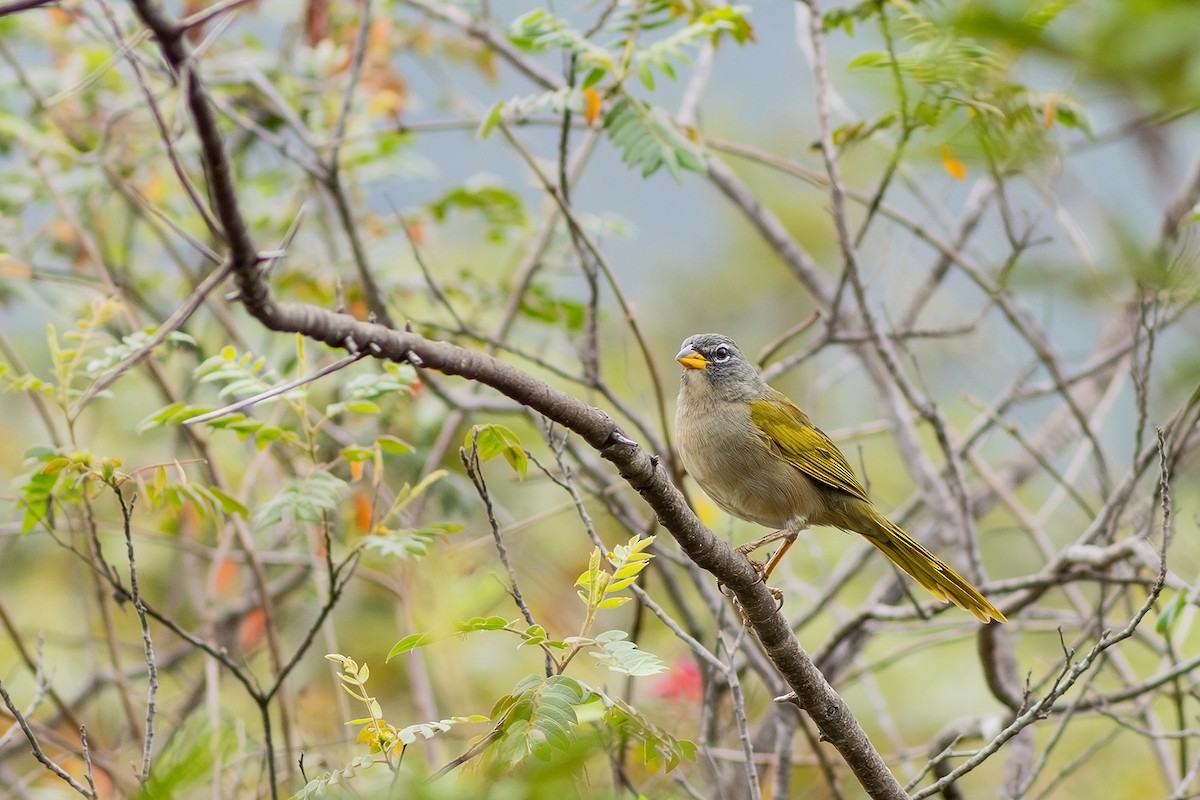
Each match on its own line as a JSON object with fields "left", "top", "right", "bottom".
{"left": 674, "top": 333, "right": 1005, "bottom": 623}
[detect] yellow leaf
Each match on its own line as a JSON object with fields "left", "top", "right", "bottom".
{"left": 583, "top": 88, "right": 602, "bottom": 126}
{"left": 940, "top": 146, "right": 966, "bottom": 181}
{"left": 143, "top": 173, "right": 167, "bottom": 203}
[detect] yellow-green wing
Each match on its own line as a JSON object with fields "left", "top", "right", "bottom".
{"left": 749, "top": 392, "right": 869, "bottom": 501}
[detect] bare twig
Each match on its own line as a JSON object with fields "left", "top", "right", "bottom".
{"left": 0, "top": 680, "right": 94, "bottom": 798}
{"left": 114, "top": 488, "right": 158, "bottom": 785}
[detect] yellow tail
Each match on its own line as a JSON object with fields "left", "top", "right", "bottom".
{"left": 861, "top": 511, "right": 1005, "bottom": 623}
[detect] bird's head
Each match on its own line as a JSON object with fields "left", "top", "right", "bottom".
{"left": 675, "top": 333, "right": 762, "bottom": 401}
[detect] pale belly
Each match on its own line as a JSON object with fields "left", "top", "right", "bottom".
{"left": 677, "top": 402, "right": 823, "bottom": 530}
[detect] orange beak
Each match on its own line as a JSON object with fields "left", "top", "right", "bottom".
{"left": 676, "top": 345, "right": 710, "bottom": 371}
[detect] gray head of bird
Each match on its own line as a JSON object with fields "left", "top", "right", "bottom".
{"left": 675, "top": 333, "right": 764, "bottom": 402}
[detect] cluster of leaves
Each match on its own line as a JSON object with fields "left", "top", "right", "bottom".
{"left": 309, "top": 535, "right": 689, "bottom": 792}
{"left": 481, "top": 4, "right": 753, "bottom": 179}
{"left": 464, "top": 422, "right": 529, "bottom": 479}
{"left": 954, "top": 0, "right": 1200, "bottom": 110}
{"left": 2, "top": 297, "right": 124, "bottom": 411}
{"left": 389, "top": 535, "right": 664, "bottom": 676}
{"left": 134, "top": 344, "right": 437, "bottom": 534}
{"left": 835, "top": 2, "right": 1091, "bottom": 175}
{"left": 4, "top": 301, "right": 145, "bottom": 532}
{"left": 5, "top": 319, "right": 465, "bottom": 579}
{"left": 359, "top": 469, "right": 464, "bottom": 560}
{"left": 427, "top": 181, "right": 529, "bottom": 242}
{"left": 14, "top": 447, "right": 124, "bottom": 534}
{"left": 485, "top": 673, "right": 695, "bottom": 771}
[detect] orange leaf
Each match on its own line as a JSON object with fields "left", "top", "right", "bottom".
{"left": 405, "top": 220, "right": 425, "bottom": 247}
{"left": 305, "top": 0, "right": 329, "bottom": 47}
{"left": 354, "top": 489, "right": 373, "bottom": 533}
{"left": 238, "top": 607, "right": 267, "bottom": 652}
{"left": 0, "top": 257, "right": 32, "bottom": 280}
{"left": 583, "top": 88, "right": 602, "bottom": 126}
{"left": 1043, "top": 98, "right": 1056, "bottom": 129}
{"left": 347, "top": 297, "right": 369, "bottom": 321}
{"left": 214, "top": 557, "right": 238, "bottom": 593}
{"left": 368, "top": 17, "right": 392, "bottom": 57}
{"left": 940, "top": 146, "right": 967, "bottom": 181}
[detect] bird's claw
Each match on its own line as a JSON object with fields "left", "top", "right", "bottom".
{"left": 741, "top": 550, "right": 786, "bottom": 611}
{"left": 718, "top": 554, "right": 787, "bottom": 625}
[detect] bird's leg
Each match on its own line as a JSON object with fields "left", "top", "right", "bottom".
{"left": 758, "top": 530, "right": 798, "bottom": 585}
{"left": 735, "top": 529, "right": 798, "bottom": 580}
{"left": 726, "top": 528, "right": 799, "bottom": 613}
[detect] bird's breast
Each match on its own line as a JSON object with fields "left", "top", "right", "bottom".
{"left": 676, "top": 392, "right": 823, "bottom": 530}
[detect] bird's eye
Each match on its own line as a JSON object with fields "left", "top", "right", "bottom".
{"left": 713, "top": 346, "right": 731, "bottom": 363}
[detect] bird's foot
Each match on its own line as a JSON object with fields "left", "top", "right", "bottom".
{"left": 718, "top": 555, "right": 786, "bottom": 625}
{"left": 716, "top": 577, "right": 752, "bottom": 626}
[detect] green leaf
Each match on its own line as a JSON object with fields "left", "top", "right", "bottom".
{"left": 506, "top": 9, "right": 613, "bottom": 72}
{"left": 340, "top": 364, "right": 419, "bottom": 402}
{"left": 466, "top": 424, "right": 528, "bottom": 480}
{"left": 848, "top": 51, "right": 891, "bottom": 69}
{"left": 457, "top": 615, "right": 513, "bottom": 633}
{"left": 137, "top": 403, "right": 212, "bottom": 432}
{"left": 289, "top": 755, "right": 376, "bottom": 799}
{"left": 396, "top": 716, "right": 489, "bottom": 746}
{"left": 361, "top": 523, "right": 461, "bottom": 561}
{"left": 255, "top": 472, "right": 347, "bottom": 529}
{"left": 387, "top": 631, "right": 442, "bottom": 660}
{"left": 581, "top": 66, "right": 607, "bottom": 90}
{"left": 1156, "top": 588, "right": 1189, "bottom": 636}
{"left": 519, "top": 282, "right": 587, "bottom": 331}
{"left": 492, "top": 675, "right": 590, "bottom": 764}
{"left": 480, "top": 101, "right": 504, "bottom": 139}
{"left": 18, "top": 468, "right": 59, "bottom": 534}
{"left": 136, "top": 714, "right": 236, "bottom": 798}
{"left": 341, "top": 445, "right": 375, "bottom": 462}
{"left": 631, "top": 6, "right": 753, "bottom": 88}
{"left": 602, "top": 97, "right": 706, "bottom": 181}
{"left": 591, "top": 630, "right": 667, "bottom": 676}
{"left": 205, "top": 486, "right": 249, "bottom": 517}
{"left": 481, "top": 87, "right": 585, "bottom": 137}
{"left": 428, "top": 183, "right": 528, "bottom": 238}
{"left": 342, "top": 400, "right": 380, "bottom": 414}
{"left": 601, "top": 694, "right": 696, "bottom": 772}
{"left": 377, "top": 435, "right": 414, "bottom": 455}
{"left": 637, "top": 63, "right": 655, "bottom": 90}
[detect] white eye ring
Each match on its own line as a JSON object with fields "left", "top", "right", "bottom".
{"left": 713, "top": 347, "right": 731, "bottom": 362}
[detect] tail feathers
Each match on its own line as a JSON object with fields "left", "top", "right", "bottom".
{"left": 863, "top": 512, "right": 1006, "bottom": 623}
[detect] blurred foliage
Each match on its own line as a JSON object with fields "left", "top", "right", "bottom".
{"left": 954, "top": 0, "right": 1200, "bottom": 109}
{"left": 1, "top": 0, "right": 1199, "bottom": 799}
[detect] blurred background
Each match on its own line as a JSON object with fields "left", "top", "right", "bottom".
{"left": 2, "top": 0, "right": 1200, "bottom": 797}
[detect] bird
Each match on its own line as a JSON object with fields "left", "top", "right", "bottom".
{"left": 673, "top": 332, "right": 1005, "bottom": 623}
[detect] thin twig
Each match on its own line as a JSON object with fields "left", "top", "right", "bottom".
{"left": 114, "top": 488, "right": 158, "bottom": 785}
{"left": 0, "top": 680, "right": 94, "bottom": 798}
{"left": 183, "top": 352, "right": 367, "bottom": 426}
